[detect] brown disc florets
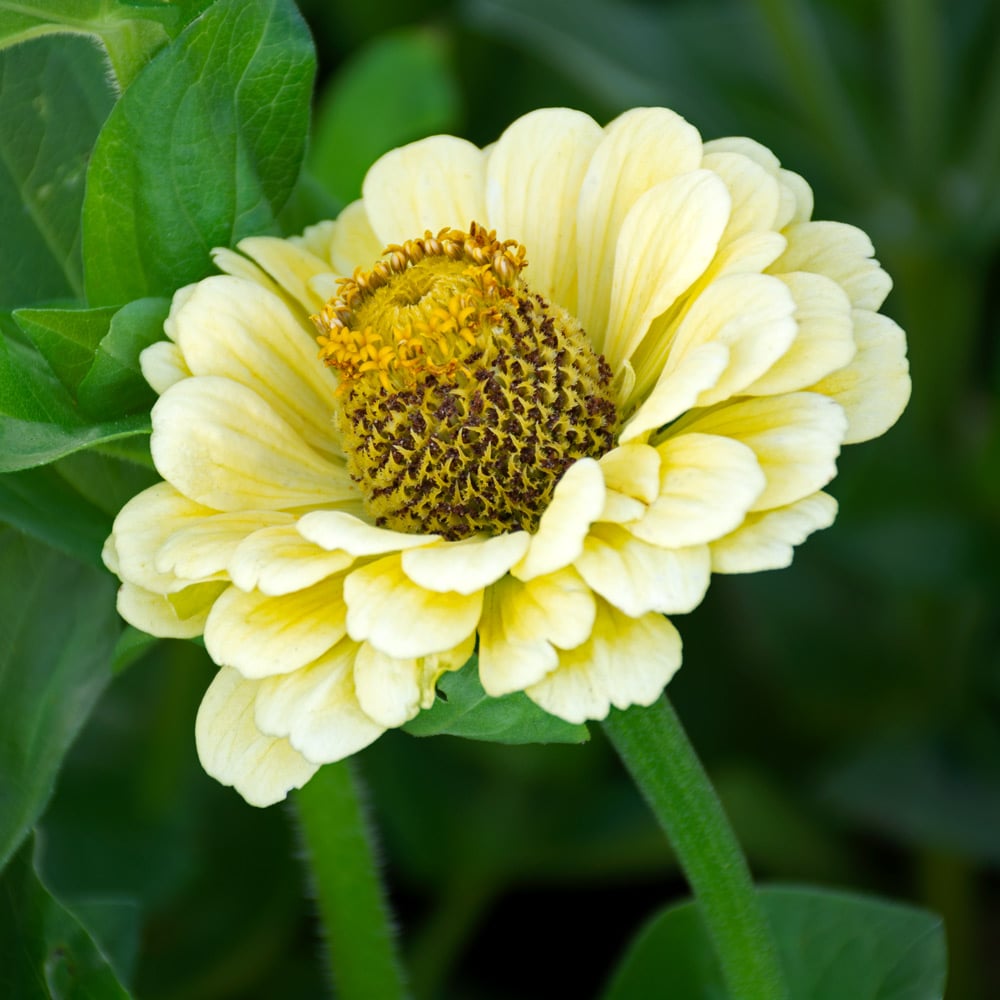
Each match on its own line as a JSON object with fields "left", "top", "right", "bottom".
{"left": 311, "top": 223, "right": 618, "bottom": 539}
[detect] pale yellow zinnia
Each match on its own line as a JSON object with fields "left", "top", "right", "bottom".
{"left": 104, "top": 107, "right": 910, "bottom": 806}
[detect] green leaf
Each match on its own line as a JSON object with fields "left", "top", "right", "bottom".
{"left": 0, "top": 837, "right": 131, "bottom": 998}
{"left": 0, "top": 464, "right": 111, "bottom": 564}
{"left": 82, "top": 0, "right": 316, "bottom": 306}
{"left": 14, "top": 306, "right": 119, "bottom": 394}
{"left": 309, "top": 27, "right": 461, "bottom": 205}
{"left": 0, "top": 529, "right": 120, "bottom": 871}
{"left": 603, "top": 885, "right": 946, "bottom": 1000}
{"left": 0, "top": 316, "right": 82, "bottom": 425}
{"left": 0, "top": 413, "right": 150, "bottom": 473}
{"left": 0, "top": 34, "right": 115, "bottom": 307}
{"left": 109, "top": 626, "right": 158, "bottom": 675}
{"left": 402, "top": 655, "right": 589, "bottom": 745}
{"left": 77, "top": 298, "right": 167, "bottom": 419}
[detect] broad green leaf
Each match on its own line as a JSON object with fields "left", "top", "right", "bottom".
{"left": 0, "top": 413, "right": 150, "bottom": 473}
{"left": 403, "top": 655, "right": 589, "bottom": 745}
{"left": 0, "top": 529, "right": 120, "bottom": 870}
{"left": 14, "top": 306, "right": 119, "bottom": 394}
{"left": 309, "top": 28, "right": 461, "bottom": 204}
{"left": 109, "top": 626, "right": 158, "bottom": 675}
{"left": 0, "top": 464, "right": 111, "bottom": 564}
{"left": 603, "top": 885, "right": 946, "bottom": 1000}
{"left": 77, "top": 298, "right": 167, "bottom": 419}
{"left": 0, "top": 316, "right": 82, "bottom": 425}
{"left": 0, "top": 35, "right": 114, "bottom": 307}
{"left": 0, "top": 837, "right": 131, "bottom": 999}
{"left": 82, "top": 0, "right": 316, "bottom": 306}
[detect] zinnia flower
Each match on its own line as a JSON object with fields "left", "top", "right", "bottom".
{"left": 104, "top": 107, "right": 910, "bottom": 806}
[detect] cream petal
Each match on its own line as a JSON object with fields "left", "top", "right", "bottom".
{"left": 112, "top": 482, "right": 216, "bottom": 593}
{"left": 701, "top": 151, "right": 781, "bottom": 240}
{"left": 229, "top": 524, "right": 354, "bottom": 596}
{"left": 162, "top": 283, "right": 199, "bottom": 342}
{"left": 196, "top": 667, "right": 318, "bottom": 807}
{"left": 603, "top": 171, "right": 732, "bottom": 371}
{"left": 526, "top": 603, "right": 682, "bottom": 723}
{"left": 599, "top": 490, "right": 648, "bottom": 524}
{"left": 743, "top": 271, "right": 855, "bottom": 395}
{"left": 628, "top": 433, "right": 765, "bottom": 547}
{"left": 117, "top": 580, "right": 225, "bottom": 638}
{"left": 211, "top": 247, "right": 284, "bottom": 295}
{"left": 204, "top": 575, "right": 348, "bottom": 679}
{"left": 402, "top": 532, "right": 530, "bottom": 594}
{"left": 327, "top": 200, "right": 383, "bottom": 275}
{"left": 291, "top": 219, "right": 338, "bottom": 260}
{"left": 478, "top": 569, "right": 595, "bottom": 696}
{"left": 297, "top": 509, "right": 437, "bottom": 555}
{"left": 254, "top": 640, "right": 385, "bottom": 762}
{"left": 171, "top": 277, "right": 342, "bottom": 459}
{"left": 236, "top": 236, "right": 333, "bottom": 314}
{"left": 770, "top": 222, "right": 892, "bottom": 309}
{"left": 155, "top": 510, "right": 294, "bottom": 581}
{"left": 576, "top": 108, "right": 704, "bottom": 345}
{"left": 809, "top": 310, "right": 911, "bottom": 444}
{"left": 485, "top": 108, "right": 602, "bottom": 312}
{"left": 140, "top": 341, "right": 190, "bottom": 394}
{"left": 512, "top": 458, "right": 606, "bottom": 581}
{"left": 344, "top": 554, "right": 482, "bottom": 658}
{"left": 777, "top": 169, "right": 814, "bottom": 226}
{"left": 598, "top": 443, "right": 661, "bottom": 504}
{"left": 711, "top": 491, "right": 838, "bottom": 573}
{"left": 703, "top": 135, "right": 781, "bottom": 173}
{"left": 575, "top": 524, "right": 711, "bottom": 616}
{"left": 670, "top": 393, "right": 847, "bottom": 510}
{"left": 151, "top": 377, "right": 355, "bottom": 511}
{"left": 362, "top": 136, "right": 487, "bottom": 245}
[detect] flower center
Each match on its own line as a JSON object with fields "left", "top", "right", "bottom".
{"left": 312, "top": 223, "right": 618, "bottom": 540}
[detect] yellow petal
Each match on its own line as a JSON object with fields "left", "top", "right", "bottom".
{"left": 112, "top": 482, "right": 216, "bottom": 593}
{"left": 809, "top": 310, "right": 911, "bottom": 443}
{"left": 229, "top": 524, "right": 354, "bottom": 596}
{"left": 297, "top": 509, "right": 437, "bottom": 555}
{"left": 344, "top": 554, "right": 482, "bottom": 658}
{"left": 156, "top": 510, "right": 294, "bottom": 582}
{"left": 701, "top": 151, "right": 781, "bottom": 240}
{"left": 117, "top": 580, "right": 226, "bottom": 638}
{"left": 204, "top": 575, "right": 348, "bottom": 678}
{"left": 512, "top": 458, "right": 605, "bottom": 581}
{"left": 670, "top": 393, "right": 847, "bottom": 510}
{"left": 254, "top": 640, "right": 385, "bottom": 762}
{"left": 603, "top": 171, "right": 732, "bottom": 371}
{"left": 628, "top": 433, "right": 765, "bottom": 547}
{"left": 362, "top": 136, "right": 487, "bottom": 245}
{"left": 196, "top": 667, "right": 318, "bottom": 807}
{"left": 575, "top": 524, "right": 711, "bottom": 616}
{"left": 170, "top": 276, "right": 341, "bottom": 460}
{"left": 598, "top": 443, "right": 661, "bottom": 504}
{"left": 711, "top": 491, "right": 838, "bottom": 573}
{"left": 576, "top": 107, "right": 703, "bottom": 344}
{"left": 211, "top": 247, "right": 283, "bottom": 295}
{"left": 485, "top": 108, "right": 602, "bottom": 312}
{"left": 327, "top": 200, "right": 383, "bottom": 275}
{"left": 236, "top": 236, "right": 333, "bottom": 313}
{"left": 402, "top": 531, "right": 530, "bottom": 595}
{"left": 140, "top": 341, "right": 190, "bottom": 394}
{"left": 151, "top": 376, "right": 355, "bottom": 511}
{"left": 526, "top": 603, "right": 682, "bottom": 723}
{"left": 478, "top": 569, "right": 595, "bottom": 696}
{"left": 743, "top": 271, "right": 855, "bottom": 395}
{"left": 770, "top": 221, "right": 892, "bottom": 309}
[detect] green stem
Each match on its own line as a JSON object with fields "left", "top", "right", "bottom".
{"left": 295, "top": 762, "right": 409, "bottom": 1000}
{"left": 602, "top": 698, "right": 788, "bottom": 1000}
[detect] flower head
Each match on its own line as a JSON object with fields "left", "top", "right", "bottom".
{"left": 105, "top": 107, "right": 910, "bottom": 806}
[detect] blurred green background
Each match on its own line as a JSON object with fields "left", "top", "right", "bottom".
{"left": 4, "top": 0, "right": 998, "bottom": 997}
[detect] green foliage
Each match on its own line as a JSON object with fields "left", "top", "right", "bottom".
{"left": 403, "top": 655, "right": 589, "bottom": 744}
{"left": 0, "top": 530, "right": 119, "bottom": 871}
{"left": 604, "top": 886, "right": 946, "bottom": 1000}
{"left": 82, "top": 0, "right": 316, "bottom": 306}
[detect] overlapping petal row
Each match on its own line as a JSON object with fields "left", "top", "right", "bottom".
{"left": 105, "top": 107, "right": 910, "bottom": 805}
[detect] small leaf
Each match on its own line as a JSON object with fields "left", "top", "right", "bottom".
{"left": 0, "top": 413, "right": 150, "bottom": 473}
{"left": 403, "top": 655, "right": 589, "bottom": 745}
{"left": 82, "top": 0, "right": 316, "bottom": 306}
{"left": 0, "top": 317, "right": 82, "bottom": 425}
{"left": 0, "top": 529, "right": 120, "bottom": 870}
{"left": 0, "top": 837, "right": 132, "bottom": 998}
{"left": 603, "top": 885, "right": 946, "bottom": 1000}
{"left": 309, "top": 28, "right": 461, "bottom": 204}
{"left": 77, "top": 298, "right": 168, "bottom": 419}
{"left": 0, "top": 35, "right": 114, "bottom": 307}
